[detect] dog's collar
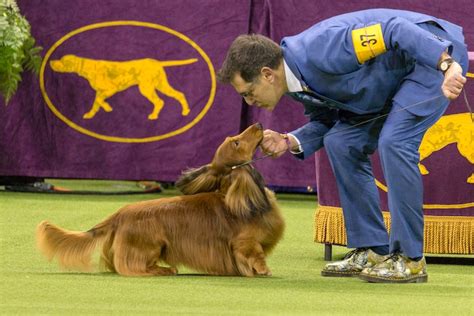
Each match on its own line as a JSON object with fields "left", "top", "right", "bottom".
{"left": 231, "top": 161, "right": 255, "bottom": 170}
{"left": 231, "top": 151, "right": 273, "bottom": 170}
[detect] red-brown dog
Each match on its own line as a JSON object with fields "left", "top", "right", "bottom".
{"left": 36, "top": 123, "right": 285, "bottom": 276}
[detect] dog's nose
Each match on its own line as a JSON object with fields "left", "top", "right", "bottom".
{"left": 255, "top": 122, "right": 263, "bottom": 130}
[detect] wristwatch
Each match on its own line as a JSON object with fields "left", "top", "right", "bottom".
{"left": 438, "top": 58, "right": 454, "bottom": 74}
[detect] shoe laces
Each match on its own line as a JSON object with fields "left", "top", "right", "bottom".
{"left": 384, "top": 252, "right": 401, "bottom": 262}
{"left": 343, "top": 248, "right": 367, "bottom": 260}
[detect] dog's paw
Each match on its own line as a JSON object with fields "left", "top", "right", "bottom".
{"left": 255, "top": 267, "right": 272, "bottom": 277}
{"left": 169, "top": 267, "right": 178, "bottom": 274}
{"left": 258, "top": 270, "right": 272, "bottom": 277}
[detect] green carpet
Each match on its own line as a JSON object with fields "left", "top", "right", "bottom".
{"left": 1, "top": 180, "right": 473, "bottom": 315}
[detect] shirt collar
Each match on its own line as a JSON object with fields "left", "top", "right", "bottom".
{"left": 284, "top": 60, "right": 304, "bottom": 93}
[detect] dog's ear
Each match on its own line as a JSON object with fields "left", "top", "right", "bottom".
{"left": 175, "top": 164, "right": 219, "bottom": 195}
{"left": 225, "top": 166, "right": 270, "bottom": 218}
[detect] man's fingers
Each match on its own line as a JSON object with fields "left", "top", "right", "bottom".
{"left": 442, "top": 76, "right": 465, "bottom": 100}
{"left": 447, "top": 85, "right": 462, "bottom": 95}
{"left": 441, "top": 62, "right": 465, "bottom": 101}
{"left": 451, "top": 75, "right": 466, "bottom": 87}
{"left": 453, "top": 82, "right": 464, "bottom": 90}
{"left": 458, "top": 75, "right": 467, "bottom": 84}
{"left": 267, "top": 144, "right": 279, "bottom": 157}
{"left": 260, "top": 138, "right": 273, "bottom": 150}
{"left": 261, "top": 140, "right": 287, "bottom": 157}
{"left": 263, "top": 129, "right": 275, "bottom": 137}
{"left": 261, "top": 137, "right": 272, "bottom": 146}
{"left": 448, "top": 76, "right": 465, "bottom": 88}
{"left": 442, "top": 88, "right": 458, "bottom": 100}
{"left": 260, "top": 129, "right": 287, "bottom": 157}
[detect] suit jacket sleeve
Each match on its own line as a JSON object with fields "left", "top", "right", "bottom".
{"left": 288, "top": 104, "right": 336, "bottom": 160}
{"left": 308, "top": 17, "right": 453, "bottom": 74}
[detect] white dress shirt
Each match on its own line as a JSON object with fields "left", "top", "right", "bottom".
{"left": 283, "top": 60, "right": 304, "bottom": 154}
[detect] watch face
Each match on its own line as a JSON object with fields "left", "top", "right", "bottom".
{"left": 440, "top": 62, "right": 448, "bottom": 71}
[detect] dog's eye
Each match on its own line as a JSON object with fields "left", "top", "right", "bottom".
{"left": 234, "top": 140, "right": 240, "bottom": 147}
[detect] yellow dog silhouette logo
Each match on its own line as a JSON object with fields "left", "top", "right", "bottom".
{"left": 50, "top": 54, "right": 197, "bottom": 120}
{"left": 418, "top": 112, "right": 474, "bottom": 184}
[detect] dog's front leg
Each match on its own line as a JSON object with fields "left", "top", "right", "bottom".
{"left": 232, "top": 238, "right": 271, "bottom": 277}
{"left": 83, "top": 94, "right": 113, "bottom": 119}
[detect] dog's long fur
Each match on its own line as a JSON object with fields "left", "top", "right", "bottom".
{"left": 36, "top": 124, "right": 285, "bottom": 276}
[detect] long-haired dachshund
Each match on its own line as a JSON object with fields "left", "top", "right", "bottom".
{"left": 36, "top": 123, "right": 285, "bottom": 276}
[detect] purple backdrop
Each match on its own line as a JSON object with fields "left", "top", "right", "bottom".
{"left": 0, "top": 0, "right": 255, "bottom": 181}
{"left": 0, "top": 0, "right": 473, "bottom": 204}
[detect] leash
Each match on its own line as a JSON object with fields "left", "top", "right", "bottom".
{"left": 463, "top": 89, "right": 474, "bottom": 123}
{"left": 232, "top": 91, "right": 472, "bottom": 170}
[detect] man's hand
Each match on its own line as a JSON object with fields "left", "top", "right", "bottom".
{"left": 260, "top": 129, "right": 287, "bottom": 158}
{"left": 442, "top": 61, "right": 466, "bottom": 100}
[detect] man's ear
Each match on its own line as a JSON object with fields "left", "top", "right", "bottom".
{"left": 261, "top": 67, "right": 274, "bottom": 82}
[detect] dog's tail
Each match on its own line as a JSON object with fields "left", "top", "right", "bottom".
{"left": 36, "top": 215, "right": 115, "bottom": 271}
{"left": 160, "top": 58, "right": 198, "bottom": 67}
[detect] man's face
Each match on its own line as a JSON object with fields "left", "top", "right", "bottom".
{"left": 230, "top": 69, "right": 283, "bottom": 111}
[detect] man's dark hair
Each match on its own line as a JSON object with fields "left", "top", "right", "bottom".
{"left": 217, "top": 34, "right": 283, "bottom": 83}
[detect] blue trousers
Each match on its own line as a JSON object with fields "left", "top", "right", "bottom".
{"left": 323, "top": 98, "right": 449, "bottom": 258}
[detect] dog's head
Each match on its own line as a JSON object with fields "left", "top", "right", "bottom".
{"left": 176, "top": 123, "right": 270, "bottom": 217}
{"left": 211, "top": 122, "right": 263, "bottom": 170}
{"left": 50, "top": 55, "right": 80, "bottom": 73}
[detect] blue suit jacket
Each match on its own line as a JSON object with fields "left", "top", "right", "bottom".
{"left": 282, "top": 8, "right": 468, "bottom": 159}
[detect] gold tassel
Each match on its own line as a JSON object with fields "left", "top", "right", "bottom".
{"left": 314, "top": 205, "right": 473, "bottom": 254}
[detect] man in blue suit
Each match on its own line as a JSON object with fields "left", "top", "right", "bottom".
{"left": 217, "top": 9, "right": 468, "bottom": 283}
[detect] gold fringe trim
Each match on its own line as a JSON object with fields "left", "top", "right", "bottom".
{"left": 314, "top": 205, "right": 474, "bottom": 254}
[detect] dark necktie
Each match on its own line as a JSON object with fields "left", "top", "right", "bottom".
{"left": 287, "top": 91, "right": 329, "bottom": 108}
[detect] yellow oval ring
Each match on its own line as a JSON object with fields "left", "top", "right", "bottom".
{"left": 40, "top": 20, "right": 215, "bottom": 143}
{"left": 375, "top": 179, "right": 474, "bottom": 209}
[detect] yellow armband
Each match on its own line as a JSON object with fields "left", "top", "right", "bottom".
{"left": 351, "top": 23, "right": 387, "bottom": 64}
